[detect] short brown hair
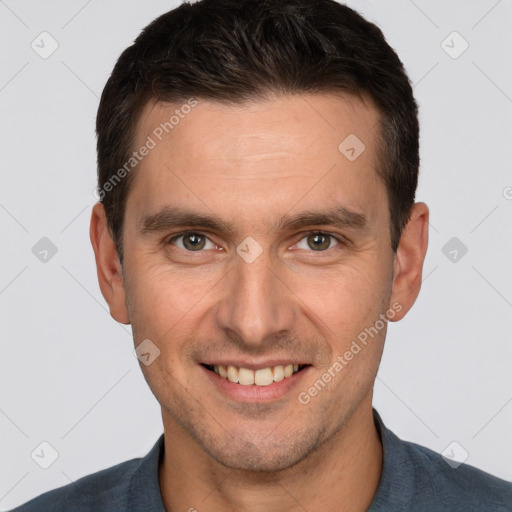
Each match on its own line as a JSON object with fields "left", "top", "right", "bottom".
{"left": 96, "top": 0, "right": 419, "bottom": 263}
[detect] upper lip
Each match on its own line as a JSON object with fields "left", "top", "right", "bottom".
{"left": 201, "top": 360, "right": 308, "bottom": 370}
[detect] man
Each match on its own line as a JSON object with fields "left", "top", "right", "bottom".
{"left": 10, "top": 0, "right": 512, "bottom": 510}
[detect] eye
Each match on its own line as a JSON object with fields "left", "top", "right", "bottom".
{"left": 168, "top": 231, "right": 217, "bottom": 252}
{"left": 295, "top": 232, "right": 341, "bottom": 252}
{"left": 167, "top": 230, "right": 342, "bottom": 253}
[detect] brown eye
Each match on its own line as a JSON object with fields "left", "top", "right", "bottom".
{"left": 169, "top": 232, "right": 213, "bottom": 251}
{"left": 308, "top": 233, "right": 330, "bottom": 251}
{"left": 296, "top": 232, "right": 340, "bottom": 252}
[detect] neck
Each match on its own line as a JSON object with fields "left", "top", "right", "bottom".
{"left": 158, "top": 397, "right": 383, "bottom": 512}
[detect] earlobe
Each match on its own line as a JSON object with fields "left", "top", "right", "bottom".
{"left": 89, "top": 203, "right": 131, "bottom": 325}
{"left": 389, "top": 202, "right": 429, "bottom": 322}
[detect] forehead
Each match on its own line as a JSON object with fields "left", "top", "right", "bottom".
{"left": 135, "top": 92, "right": 380, "bottom": 162}
{"left": 127, "top": 93, "right": 386, "bottom": 232}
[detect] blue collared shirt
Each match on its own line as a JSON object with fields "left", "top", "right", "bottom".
{"left": 9, "top": 408, "right": 512, "bottom": 511}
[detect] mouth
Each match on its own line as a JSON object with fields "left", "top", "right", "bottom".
{"left": 201, "top": 363, "right": 309, "bottom": 386}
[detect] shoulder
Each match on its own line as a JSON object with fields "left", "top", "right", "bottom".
{"left": 370, "top": 409, "right": 512, "bottom": 512}
{"left": 8, "top": 434, "right": 166, "bottom": 512}
{"left": 8, "top": 457, "right": 141, "bottom": 512}
{"left": 402, "top": 438, "right": 512, "bottom": 510}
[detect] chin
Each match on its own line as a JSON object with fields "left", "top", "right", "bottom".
{"left": 192, "top": 423, "right": 327, "bottom": 473}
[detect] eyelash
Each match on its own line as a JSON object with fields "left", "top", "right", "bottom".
{"left": 166, "top": 230, "right": 344, "bottom": 252}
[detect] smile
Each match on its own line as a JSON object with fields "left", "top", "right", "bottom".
{"left": 202, "top": 364, "right": 307, "bottom": 386}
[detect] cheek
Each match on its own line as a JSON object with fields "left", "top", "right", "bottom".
{"left": 127, "top": 258, "right": 205, "bottom": 319}
{"left": 125, "top": 260, "right": 224, "bottom": 368}
{"left": 125, "top": 267, "right": 206, "bottom": 391}
{"left": 127, "top": 253, "right": 391, "bottom": 340}
{"left": 292, "top": 260, "right": 390, "bottom": 345}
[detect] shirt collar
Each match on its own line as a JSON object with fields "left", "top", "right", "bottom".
{"left": 368, "top": 407, "right": 415, "bottom": 510}
{"left": 127, "top": 433, "right": 167, "bottom": 512}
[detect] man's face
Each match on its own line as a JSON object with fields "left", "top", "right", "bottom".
{"left": 121, "top": 93, "right": 397, "bottom": 471}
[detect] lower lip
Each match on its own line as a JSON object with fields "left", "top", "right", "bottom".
{"left": 201, "top": 365, "right": 311, "bottom": 403}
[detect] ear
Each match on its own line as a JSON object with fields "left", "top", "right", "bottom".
{"left": 389, "top": 202, "right": 429, "bottom": 321}
{"left": 89, "top": 203, "right": 130, "bottom": 324}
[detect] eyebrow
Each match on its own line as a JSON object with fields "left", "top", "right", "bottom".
{"left": 140, "top": 206, "right": 368, "bottom": 236}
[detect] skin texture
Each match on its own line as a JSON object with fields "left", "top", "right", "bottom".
{"left": 90, "top": 93, "right": 429, "bottom": 511}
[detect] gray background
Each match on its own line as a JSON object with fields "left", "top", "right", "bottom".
{"left": 1, "top": 0, "right": 511, "bottom": 508}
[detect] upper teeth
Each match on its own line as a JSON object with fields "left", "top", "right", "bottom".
{"left": 213, "top": 364, "right": 300, "bottom": 386}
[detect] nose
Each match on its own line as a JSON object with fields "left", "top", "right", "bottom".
{"left": 214, "top": 242, "right": 296, "bottom": 349}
